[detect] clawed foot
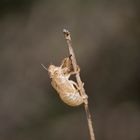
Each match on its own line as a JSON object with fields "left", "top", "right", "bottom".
{"left": 69, "top": 65, "right": 80, "bottom": 75}
{"left": 82, "top": 94, "right": 88, "bottom": 105}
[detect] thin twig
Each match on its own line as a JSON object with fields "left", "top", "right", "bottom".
{"left": 63, "top": 29, "right": 96, "bottom": 140}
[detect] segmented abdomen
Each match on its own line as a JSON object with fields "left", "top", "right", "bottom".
{"left": 51, "top": 78, "right": 84, "bottom": 106}
{"left": 59, "top": 91, "right": 83, "bottom": 106}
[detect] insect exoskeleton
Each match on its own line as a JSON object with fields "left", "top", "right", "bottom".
{"left": 59, "top": 90, "right": 84, "bottom": 106}
{"left": 47, "top": 60, "right": 84, "bottom": 107}
{"left": 48, "top": 65, "right": 62, "bottom": 78}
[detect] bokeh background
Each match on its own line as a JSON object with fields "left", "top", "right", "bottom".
{"left": 0, "top": 0, "right": 140, "bottom": 140}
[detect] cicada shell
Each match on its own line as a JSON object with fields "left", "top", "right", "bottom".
{"left": 48, "top": 57, "right": 84, "bottom": 106}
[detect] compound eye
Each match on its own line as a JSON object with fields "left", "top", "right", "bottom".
{"left": 54, "top": 71, "right": 59, "bottom": 75}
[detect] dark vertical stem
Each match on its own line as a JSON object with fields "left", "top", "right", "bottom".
{"left": 63, "top": 29, "right": 95, "bottom": 140}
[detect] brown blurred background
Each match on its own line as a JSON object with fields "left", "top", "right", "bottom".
{"left": 0, "top": 0, "right": 140, "bottom": 140}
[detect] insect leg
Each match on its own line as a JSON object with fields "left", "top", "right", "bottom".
{"left": 70, "top": 80, "right": 84, "bottom": 91}
{"left": 70, "top": 80, "right": 87, "bottom": 100}
{"left": 69, "top": 80, "right": 78, "bottom": 88}
{"left": 69, "top": 65, "right": 80, "bottom": 75}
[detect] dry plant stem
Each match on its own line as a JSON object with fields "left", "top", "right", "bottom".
{"left": 63, "top": 29, "right": 95, "bottom": 140}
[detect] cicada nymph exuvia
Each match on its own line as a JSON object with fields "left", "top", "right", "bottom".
{"left": 44, "top": 56, "right": 84, "bottom": 107}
